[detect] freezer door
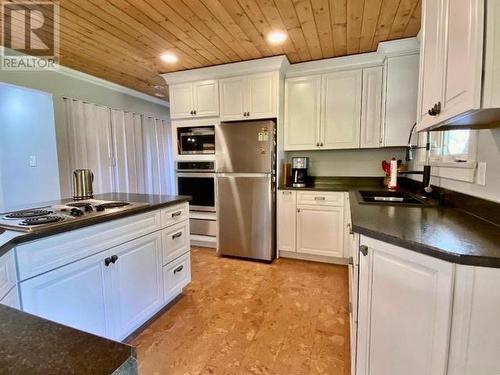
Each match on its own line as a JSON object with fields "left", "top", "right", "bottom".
{"left": 216, "top": 120, "right": 275, "bottom": 173}
{"left": 216, "top": 174, "right": 275, "bottom": 261}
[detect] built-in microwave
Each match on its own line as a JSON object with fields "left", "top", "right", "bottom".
{"left": 176, "top": 161, "right": 215, "bottom": 212}
{"left": 177, "top": 126, "right": 215, "bottom": 155}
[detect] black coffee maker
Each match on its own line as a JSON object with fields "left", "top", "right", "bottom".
{"left": 292, "top": 157, "right": 309, "bottom": 188}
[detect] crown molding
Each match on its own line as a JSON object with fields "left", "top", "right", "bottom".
{"left": 162, "top": 55, "right": 290, "bottom": 85}
{"left": 377, "top": 37, "right": 420, "bottom": 57}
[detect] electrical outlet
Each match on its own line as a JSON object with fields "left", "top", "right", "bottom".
{"left": 476, "top": 162, "right": 487, "bottom": 186}
{"left": 29, "top": 155, "right": 37, "bottom": 168}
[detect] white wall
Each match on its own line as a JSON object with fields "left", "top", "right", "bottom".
{"left": 0, "top": 84, "right": 61, "bottom": 211}
{"left": 0, "top": 67, "right": 169, "bottom": 198}
{"left": 286, "top": 148, "right": 406, "bottom": 177}
{"left": 411, "top": 128, "right": 500, "bottom": 203}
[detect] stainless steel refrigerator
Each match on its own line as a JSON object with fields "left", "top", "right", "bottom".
{"left": 215, "top": 120, "right": 276, "bottom": 262}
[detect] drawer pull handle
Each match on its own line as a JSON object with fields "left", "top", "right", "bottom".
{"left": 172, "top": 232, "right": 183, "bottom": 239}
{"left": 173, "top": 265, "right": 184, "bottom": 274}
{"left": 171, "top": 211, "right": 182, "bottom": 218}
{"left": 314, "top": 196, "right": 326, "bottom": 201}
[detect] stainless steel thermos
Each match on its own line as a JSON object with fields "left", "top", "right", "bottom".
{"left": 72, "top": 169, "right": 94, "bottom": 200}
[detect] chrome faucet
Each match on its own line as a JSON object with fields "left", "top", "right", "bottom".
{"left": 399, "top": 123, "right": 433, "bottom": 193}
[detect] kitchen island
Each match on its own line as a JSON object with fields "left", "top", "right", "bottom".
{"left": 0, "top": 193, "right": 191, "bottom": 375}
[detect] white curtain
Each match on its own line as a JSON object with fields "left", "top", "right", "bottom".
{"left": 64, "top": 99, "right": 114, "bottom": 194}
{"left": 64, "top": 98, "right": 174, "bottom": 196}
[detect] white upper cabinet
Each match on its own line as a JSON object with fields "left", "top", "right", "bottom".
{"left": 322, "top": 70, "right": 362, "bottom": 149}
{"left": 360, "top": 66, "right": 383, "bottom": 148}
{"left": 417, "top": 0, "right": 500, "bottom": 131}
{"left": 169, "top": 80, "right": 219, "bottom": 119}
{"left": 284, "top": 75, "right": 322, "bottom": 150}
{"left": 220, "top": 72, "right": 278, "bottom": 121}
{"left": 357, "top": 236, "right": 454, "bottom": 375}
{"left": 383, "top": 53, "right": 419, "bottom": 147}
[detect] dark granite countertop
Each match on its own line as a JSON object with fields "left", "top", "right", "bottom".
{"left": 279, "top": 178, "right": 500, "bottom": 268}
{"left": 0, "top": 304, "right": 136, "bottom": 375}
{"left": 0, "top": 193, "right": 190, "bottom": 258}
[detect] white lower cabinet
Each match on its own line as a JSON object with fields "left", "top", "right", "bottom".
{"left": 356, "top": 236, "right": 454, "bottom": 375}
{"left": 20, "top": 249, "right": 113, "bottom": 338}
{"left": 297, "top": 206, "right": 344, "bottom": 257}
{"left": 277, "top": 190, "right": 349, "bottom": 261}
{"left": 108, "top": 232, "right": 164, "bottom": 340}
{"left": 0, "top": 286, "right": 20, "bottom": 309}
{"left": 18, "top": 204, "right": 191, "bottom": 341}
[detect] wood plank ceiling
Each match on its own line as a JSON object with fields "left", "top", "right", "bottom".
{"left": 1, "top": 0, "right": 421, "bottom": 100}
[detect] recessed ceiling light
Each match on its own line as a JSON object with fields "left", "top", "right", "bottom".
{"left": 267, "top": 31, "right": 287, "bottom": 44}
{"left": 161, "top": 52, "right": 178, "bottom": 63}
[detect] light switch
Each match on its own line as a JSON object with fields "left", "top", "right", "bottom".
{"left": 29, "top": 155, "right": 37, "bottom": 167}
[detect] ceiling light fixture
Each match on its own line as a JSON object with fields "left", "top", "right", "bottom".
{"left": 161, "top": 52, "right": 178, "bottom": 63}
{"left": 267, "top": 31, "right": 287, "bottom": 44}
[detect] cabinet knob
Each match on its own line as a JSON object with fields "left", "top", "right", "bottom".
{"left": 110, "top": 255, "right": 118, "bottom": 264}
{"left": 190, "top": 110, "right": 194, "bottom": 115}
{"left": 360, "top": 245, "right": 368, "bottom": 256}
{"left": 316, "top": 142, "right": 320, "bottom": 147}
{"left": 297, "top": 208, "right": 301, "bottom": 213}
{"left": 320, "top": 142, "right": 324, "bottom": 147}
{"left": 104, "top": 257, "right": 112, "bottom": 267}
{"left": 193, "top": 109, "right": 197, "bottom": 115}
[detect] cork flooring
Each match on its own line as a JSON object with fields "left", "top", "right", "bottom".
{"left": 130, "top": 247, "right": 350, "bottom": 375}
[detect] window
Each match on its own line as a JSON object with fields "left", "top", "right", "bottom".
{"left": 426, "top": 129, "right": 477, "bottom": 163}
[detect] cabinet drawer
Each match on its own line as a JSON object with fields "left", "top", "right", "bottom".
{"left": 161, "top": 203, "right": 189, "bottom": 228}
{"left": 17, "top": 210, "right": 161, "bottom": 281}
{"left": 163, "top": 252, "right": 191, "bottom": 303}
{"left": 162, "top": 221, "right": 190, "bottom": 265}
{"left": 0, "top": 251, "right": 16, "bottom": 300}
{"left": 297, "top": 191, "right": 345, "bottom": 206}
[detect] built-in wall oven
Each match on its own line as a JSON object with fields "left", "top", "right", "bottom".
{"left": 176, "top": 161, "right": 215, "bottom": 212}
{"left": 177, "top": 161, "right": 217, "bottom": 241}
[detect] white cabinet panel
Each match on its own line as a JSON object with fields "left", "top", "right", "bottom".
{"left": 0, "top": 251, "right": 16, "bottom": 300}
{"left": 441, "top": 0, "right": 483, "bottom": 120}
{"left": 296, "top": 206, "right": 344, "bottom": 258}
{"left": 322, "top": 70, "right": 362, "bottom": 149}
{"left": 384, "top": 54, "right": 419, "bottom": 147}
{"left": 109, "top": 232, "right": 164, "bottom": 340}
{"left": 163, "top": 252, "right": 191, "bottom": 303}
{"left": 247, "top": 72, "right": 276, "bottom": 119}
{"left": 220, "top": 76, "right": 246, "bottom": 121}
{"left": 193, "top": 80, "right": 219, "bottom": 117}
{"left": 284, "top": 75, "right": 322, "bottom": 150}
{"left": 20, "top": 250, "right": 112, "bottom": 338}
{"left": 161, "top": 203, "right": 189, "bottom": 228}
{"left": 357, "top": 236, "right": 453, "bottom": 375}
{"left": 0, "top": 286, "right": 19, "bottom": 309}
{"left": 169, "top": 83, "right": 194, "bottom": 119}
{"left": 296, "top": 191, "right": 345, "bottom": 207}
{"left": 277, "top": 190, "right": 296, "bottom": 252}
{"left": 162, "top": 220, "right": 190, "bottom": 265}
{"left": 418, "top": 0, "right": 445, "bottom": 128}
{"left": 361, "top": 66, "right": 383, "bottom": 148}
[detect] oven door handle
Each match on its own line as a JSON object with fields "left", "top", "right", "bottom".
{"left": 176, "top": 173, "right": 216, "bottom": 178}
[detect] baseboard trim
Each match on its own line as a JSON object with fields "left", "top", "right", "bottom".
{"left": 279, "top": 250, "right": 348, "bottom": 265}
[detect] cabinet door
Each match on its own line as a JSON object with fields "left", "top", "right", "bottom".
{"left": 108, "top": 232, "right": 164, "bottom": 340}
{"left": 193, "top": 80, "right": 219, "bottom": 117}
{"left": 247, "top": 72, "right": 277, "bottom": 119}
{"left": 384, "top": 54, "right": 419, "bottom": 147}
{"left": 296, "top": 205, "right": 344, "bottom": 258}
{"left": 360, "top": 66, "right": 383, "bottom": 148}
{"left": 357, "top": 236, "right": 453, "bottom": 375}
{"left": 417, "top": 0, "right": 445, "bottom": 130}
{"left": 322, "top": 70, "right": 362, "bottom": 149}
{"left": 440, "top": 0, "right": 483, "bottom": 120}
{"left": 277, "top": 190, "right": 296, "bottom": 252}
{"left": 20, "top": 250, "right": 112, "bottom": 338}
{"left": 169, "top": 83, "right": 194, "bottom": 119}
{"left": 284, "top": 75, "right": 322, "bottom": 150}
{"left": 220, "top": 76, "right": 246, "bottom": 121}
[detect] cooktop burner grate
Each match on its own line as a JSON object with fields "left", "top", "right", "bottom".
{"left": 19, "top": 216, "right": 64, "bottom": 226}
{"left": 5, "top": 209, "right": 53, "bottom": 219}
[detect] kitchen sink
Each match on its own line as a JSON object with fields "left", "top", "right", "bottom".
{"left": 357, "top": 190, "right": 431, "bottom": 206}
